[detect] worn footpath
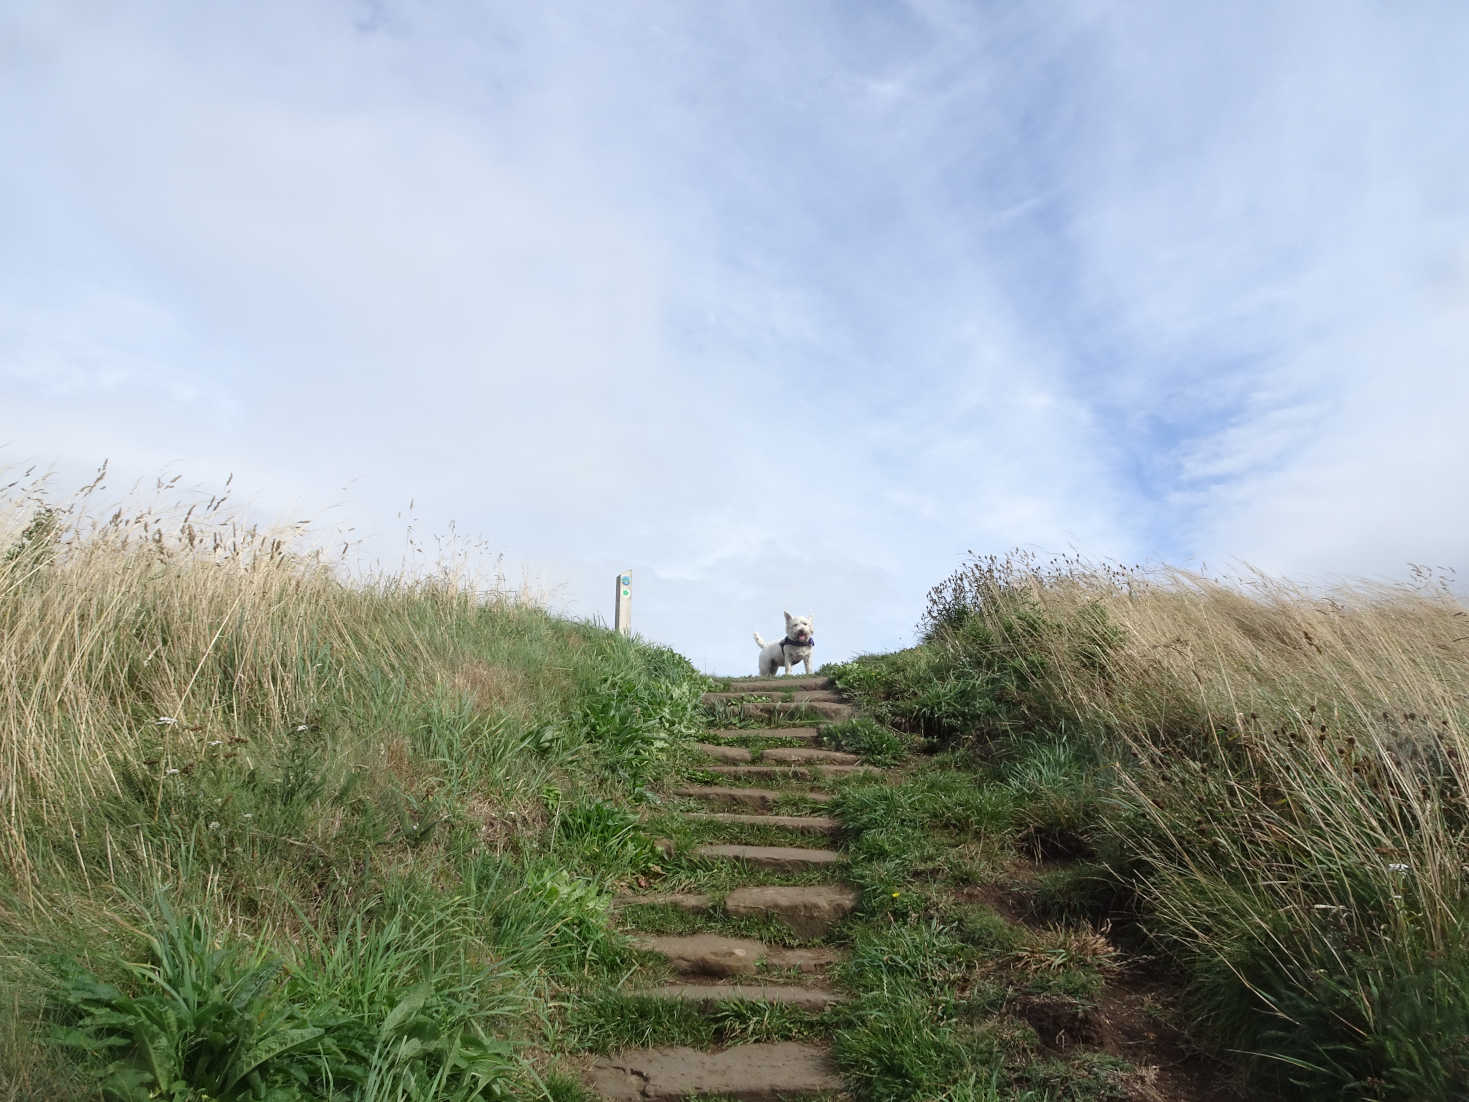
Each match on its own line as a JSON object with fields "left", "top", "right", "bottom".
{"left": 565, "top": 672, "right": 1234, "bottom": 1102}
{"left": 581, "top": 675, "right": 858, "bottom": 1100}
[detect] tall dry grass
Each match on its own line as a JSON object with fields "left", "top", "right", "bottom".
{"left": 921, "top": 552, "right": 1469, "bottom": 1093}
{"left": 0, "top": 470, "right": 521, "bottom": 889}
{"left": 934, "top": 555, "right": 1468, "bottom": 926}
{"left": 0, "top": 471, "right": 708, "bottom": 1098}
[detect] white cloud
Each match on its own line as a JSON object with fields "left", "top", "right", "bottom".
{"left": 3, "top": 0, "right": 1466, "bottom": 671}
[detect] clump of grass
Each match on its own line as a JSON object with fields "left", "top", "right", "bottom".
{"left": 561, "top": 991, "right": 825, "bottom": 1055}
{"left": 546, "top": 796, "right": 660, "bottom": 882}
{"left": 1002, "top": 737, "right": 1104, "bottom": 859}
{"left": 1023, "top": 862, "right": 1130, "bottom": 925}
{"left": 820, "top": 717, "right": 911, "bottom": 766}
{"left": 1009, "top": 922, "right": 1119, "bottom": 978}
{"left": 50, "top": 892, "right": 516, "bottom": 1101}
{"left": 831, "top": 920, "right": 1000, "bottom": 1101}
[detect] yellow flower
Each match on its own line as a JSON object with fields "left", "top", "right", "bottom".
{"left": 891, "top": 891, "right": 901, "bottom": 898}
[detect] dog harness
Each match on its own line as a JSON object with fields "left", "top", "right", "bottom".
{"left": 780, "top": 636, "right": 814, "bottom": 650}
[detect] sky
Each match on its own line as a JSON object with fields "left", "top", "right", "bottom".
{"left": 3, "top": 0, "right": 1468, "bottom": 674}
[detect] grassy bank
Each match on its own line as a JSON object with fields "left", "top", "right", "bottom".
{"left": 0, "top": 491, "right": 708, "bottom": 1099}
{"left": 10, "top": 477, "right": 1466, "bottom": 1101}
{"left": 828, "top": 551, "right": 1469, "bottom": 1100}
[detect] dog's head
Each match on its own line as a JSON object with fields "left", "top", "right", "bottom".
{"left": 784, "top": 611, "right": 814, "bottom": 645}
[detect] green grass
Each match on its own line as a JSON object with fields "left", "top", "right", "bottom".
{"left": 559, "top": 990, "right": 828, "bottom": 1054}
{"left": 610, "top": 899, "right": 839, "bottom": 947}
{"left": 700, "top": 731, "right": 822, "bottom": 751}
{"left": 642, "top": 810, "right": 838, "bottom": 850}
{"left": 822, "top": 729, "right": 1152, "bottom": 1101}
{"left": 818, "top": 717, "right": 913, "bottom": 766}
{"left": 0, "top": 485, "right": 712, "bottom": 1099}
{"left": 827, "top": 548, "right": 1469, "bottom": 1100}
{"left": 648, "top": 857, "right": 843, "bottom": 897}
{"left": 664, "top": 790, "right": 834, "bottom": 815}
{"left": 700, "top": 702, "right": 840, "bottom": 728}
{"left": 24, "top": 488, "right": 1458, "bottom": 1099}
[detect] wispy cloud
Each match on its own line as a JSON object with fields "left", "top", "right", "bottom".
{"left": 3, "top": 0, "right": 1466, "bottom": 672}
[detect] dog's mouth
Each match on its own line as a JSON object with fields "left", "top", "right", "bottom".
{"left": 793, "top": 631, "right": 810, "bottom": 643}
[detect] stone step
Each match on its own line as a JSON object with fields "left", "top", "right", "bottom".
{"left": 704, "top": 690, "right": 843, "bottom": 704}
{"left": 713, "top": 700, "right": 854, "bottom": 722}
{"left": 683, "top": 811, "right": 839, "bottom": 835}
{"left": 613, "top": 884, "right": 861, "bottom": 937}
{"left": 633, "top": 933, "right": 841, "bottom": 978}
{"left": 720, "top": 676, "right": 835, "bottom": 692}
{"left": 696, "top": 744, "right": 859, "bottom": 766}
{"left": 582, "top": 1041, "right": 843, "bottom": 1100}
{"left": 724, "top": 884, "right": 861, "bottom": 937}
{"left": 694, "top": 843, "right": 842, "bottom": 870}
{"left": 671, "top": 785, "right": 833, "bottom": 809}
{"left": 696, "top": 742, "right": 752, "bottom": 763}
{"left": 704, "top": 726, "right": 823, "bottom": 743}
{"left": 701, "top": 764, "right": 876, "bottom": 783}
{"left": 612, "top": 892, "right": 713, "bottom": 913}
{"left": 632, "top": 982, "right": 844, "bottom": 1011}
{"left": 760, "top": 747, "right": 860, "bottom": 765}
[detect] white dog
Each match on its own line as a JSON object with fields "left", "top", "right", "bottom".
{"left": 754, "top": 612, "right": 815, "bottom": 676}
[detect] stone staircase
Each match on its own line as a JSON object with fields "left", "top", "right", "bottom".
{"left": 580, "top": 674, "right": 873, "bottom": 1099}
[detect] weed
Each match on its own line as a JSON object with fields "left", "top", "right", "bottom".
{"left": 1003, "top": 738, "right": 1103, "bottom": 859}
{"left": 548, "top": 796, "right": 659, "bottom": 881}
{"left": 562, "top": 991, "right": 824, "bottom": 1054}
{"left": 48, "top": 892, "right": 518, "bottom": 1101}
{"left": 820, "top": 717, "right": 910, "bottom": 766}
{"left": 49, "top": 895, "right": 324, "bottom": 1101}
{"left": 1009, "top": 923, "right": 1119, "bottom": 978}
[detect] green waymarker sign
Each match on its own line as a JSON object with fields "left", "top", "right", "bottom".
{"left": 614, "top": 571, "right": 632, "bottom": 636}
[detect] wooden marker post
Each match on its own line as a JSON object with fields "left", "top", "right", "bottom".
{"left": 614, "top": 571, "right": 631, "bottom": 635}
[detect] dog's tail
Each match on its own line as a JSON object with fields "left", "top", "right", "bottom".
{"left": 753, "top": 632, "right": 768, "bottom": 649}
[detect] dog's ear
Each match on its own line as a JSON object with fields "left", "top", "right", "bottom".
{"left": 783, "top": 610, "right": 793, "bottom": 624}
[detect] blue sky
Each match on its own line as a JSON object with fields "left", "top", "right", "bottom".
{"left": 4, "top": 1, "right": 1468, "bottom": 674}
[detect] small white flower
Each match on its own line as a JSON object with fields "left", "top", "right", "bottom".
{"left": 1387, "top": 863, "right": 1409, "bottom": 874}
{"left": 165, "top": 768, "right": 180, "bottom": 776}
{"left": 295, "top": 724, "right": 309, "bottom": 732}
{"left": 208, "top": 821, "right": 220, "bottom": 830}
{"left": 242, "top": 813, "right": 253, "bottom": 819}
{"left": 155, "top": 717, "right": 177, "bottom": 726}
{"left": 208, "top": 740, "right": 223, "bottom": 747}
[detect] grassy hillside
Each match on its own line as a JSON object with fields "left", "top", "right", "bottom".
{"left": 0, "top": 493, "right": 708, "bottom": 1099}
{"left": 826, "top": 551, "right": 1469, "bottom": 1100}
{"left": 8, "top": 481, "right": 1466, "bottom": 1101}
